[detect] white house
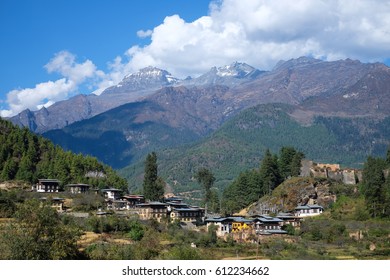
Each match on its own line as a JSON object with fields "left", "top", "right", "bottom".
{"left": 294, "top": 204, "right": 324, "bottom": 217}
{"left": 66, "top": 183, "right": 90, "bottom": 194}
{"left": 101, "top": 188, "right": 122, "bottom": 200}
{"left": 205, "top": 217, "right": 235, "bottom": 237}
{"left": 33, "top": 179, "right": 62, "bottom": 193}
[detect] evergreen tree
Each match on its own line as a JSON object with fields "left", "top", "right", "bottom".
{"left": 259, "top": 149, "right": 281, "bottom": 194}
{"left": 195, "top": 167, "right": 215, "bottom": 207}
{"left": 222, "top": 169, "right": 263, "bottom": 214}
{"left": 278, "top": 147, "right": 296, "bottom": 179}
{"left": 290, "top": 151, "right": 304, "bottom": 177}
{"left": 143, "top": 152, "right": 164, "bottom": 201}
{"left": 15, "top": 154, "right": 35, "bottom": 182}
{"left": 362, "top": 156, "right": 387, "bottom": 217}
{"left": 0, "top": 118, "right": 127, "bottom": 189}
{"left": 1, "top": 159, "right": 18, "bottom": 181}
{"left": 386, "top": 146, "right": 390, "bottom": 166}
{"left": 278, "top": 147, "right": 304, "bottom": 178}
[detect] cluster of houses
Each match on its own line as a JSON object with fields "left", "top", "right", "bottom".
{"left": 205, "top": 204, "right": 323, "bottom": 241}
{"left": 32, "top": 178, "right": 324, "bottom": 241}
{"left": 31, "top": 179, "right": 205, "bottom": 224}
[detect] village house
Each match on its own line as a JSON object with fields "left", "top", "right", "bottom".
{"left": 163, "top": 198, "right": 206, "bottom": 224}
{"left": 252, "top": 215, "right": 287, "bottom": 235}
{"left": 51, "top": 197, "right": 65, "bottom": 212}
{"left": 294, "top": 204, "right": 324, "bottom": 217}
{"left": 136, "top": 202, "right": 168, "bottom": 222}
{"left": 206, "top": 214, "right": 288, "bottom": 240}
{"left": 205, "top": 217, "right": 234, "bottom": 237}
{"left": 276, "top": 212, "right": 302, "bottom": 227}
{"left": 40, "top": 197, "right": 65, "bottom": 212}
{"left": 231, "top": 217, "right": 253, "bottom": 233}
{"left": 33, "top": 179, "right": 62, "bottom": 193}
{"left": 108, "top": 199, "right": 128, "bottom": 211}
{"left": 230, "top": 217, "right": 254, "bottom": 241}
{"left": 65, "top": 183, "right": 90, "bottom": 194}
{"left": 164, "top": 196, "right": 184, "bottom": 204}
{"left": 122, "top": 195, "right": 145, "bottom": 208}
{"left": 101, "top": 188, "right": 122, "bottom": 200}
{"left": 169, "top": 206, "right": 205, "bottom": 223}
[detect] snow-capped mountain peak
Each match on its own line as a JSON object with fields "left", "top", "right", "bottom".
{"left": 122, "top": 66, "right": 178, "bottom": 83}
{"left": 102, "top": 66, "right": 179, "bottom": 94}
{"left": 216, "top": 62, "right": 257, "bottom": 78}
{"left": 184, "top": 62, "right": 263, "bottom": 86}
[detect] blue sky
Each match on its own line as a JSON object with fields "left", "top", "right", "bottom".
{"left": 1, "top": 0, "right": 390, "bottom": 117}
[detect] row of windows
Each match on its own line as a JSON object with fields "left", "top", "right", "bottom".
{"left": 299, "top": 209, "right": 321, "bottom": 213}
{"left": 140, "top": 208, "right": 167, "bottom": 214}
{"left": 264, "top": 225, "right": 280, "bottom": 230}
{"left": 178, "top": 212, "right": 200, "bottom": 217}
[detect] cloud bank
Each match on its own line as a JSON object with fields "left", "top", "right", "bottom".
{"left": 1, "top": 51, "right": 99, "bottom": 117}
{"left": 2, "top": 0, "right": 390, "bottom": 117}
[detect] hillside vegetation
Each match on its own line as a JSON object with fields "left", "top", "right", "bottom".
{"left": 121, "top": 103, "right": 390, "bottom": 194}
{"left": 0, "top": 118, "right": 127, "bottom": 190}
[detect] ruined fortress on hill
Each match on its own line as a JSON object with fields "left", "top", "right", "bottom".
{"left": 300, "top": 160, "right": 363, "bottom": 185}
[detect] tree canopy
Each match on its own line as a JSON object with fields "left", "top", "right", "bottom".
{"left": 143, "top": 152, "right": 164, "bottom": 201}
{"left": 222, "top": 147, "right": 304, "bottom": 214}
{"left": 0, "top": 199, "right": 82, "bottom": 259}
{"left": 362, "top": 154, "right": 390, "bottom": 218}
{"left": 0, "top": 118, "right": 127, "bottom": 191}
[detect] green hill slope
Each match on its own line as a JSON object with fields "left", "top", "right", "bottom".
{"left": 120, "top": 103, "right": 390, "bottom": 194}
{"left": 43, "top": 100, "right": 201, "bottom": 169}
{"left": 0, "top": 118, "right": 127, "bottom": 190}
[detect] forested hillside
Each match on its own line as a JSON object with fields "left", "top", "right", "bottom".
{"left": 222, "top": 147, "right": 303, "bottom": 214}
{"left": 121, "top": 103, "right": 390, "bottom": 194}
{"left": 0, "top": 118, "right": 127, "bottom": 190}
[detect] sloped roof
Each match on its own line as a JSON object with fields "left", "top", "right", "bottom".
{"left": 253, "top": 215, "right": 283, "bottom": 223}
{"left": 295, "top": 204, "right": 324, "bottom": 210}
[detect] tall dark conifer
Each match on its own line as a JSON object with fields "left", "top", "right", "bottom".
{"left": 259, "top": 149, "right": 281, "bottom": 194}
{"left": 362, "top": 156, "right": 387, "bottom": 217}
{"left": 195, "top": 167, "right": 215, "bottom": 207}
{"left": 143, "top": 152, "right": 164, "bottom": 201}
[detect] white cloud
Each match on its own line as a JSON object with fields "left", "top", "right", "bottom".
{"left": 121, "top": 0, "right": 390, "bottom": 77}
{"left": 1, "top": 51, "right": 98, "bottom": 117}
{"left": 137, "top": 29, "right": 153, "bottom": 38}
{"left": 2, "top": 0, "right": 390, "bottom": 117}
{"left": 3, "top": 79, "right": 75, "bottom": 116}
{"left": 45, "top": 51, "right": 97, "bottom": 84}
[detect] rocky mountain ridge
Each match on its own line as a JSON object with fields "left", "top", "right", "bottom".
{"left": 9, "top": 61, "right": 266, "bottom": 133}
{"left": 37, "top": 57, "right": 390, "bottom": 171}
{"left": 10, "top": 58, "right": 390, "bottom": 134}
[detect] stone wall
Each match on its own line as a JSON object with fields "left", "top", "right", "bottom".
{"left": 301, "top": 160, "right": 360, "bottom": 185}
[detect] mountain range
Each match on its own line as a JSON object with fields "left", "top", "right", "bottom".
{"left": 8, "top": 57, "right": 390, "bottom": 193}
{"left": 10, "top": 62, "right": 263, "bottom": 133}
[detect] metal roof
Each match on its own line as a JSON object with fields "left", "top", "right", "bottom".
{"left": 295, "top": 204, "right": 324, "bottom": 210}
{"left": 137, "top": 202, "right": 168, "bottom": 207}
{"left": 65, "top": 183, "right": 90, "bottom": 187}
{"left": 252, "top": 215, "right": 283, "bottom": 223}
{"left": 173, "top": 207, "right": 204, "bottom": 212}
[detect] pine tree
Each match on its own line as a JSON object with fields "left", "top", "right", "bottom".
{"left": 290, "top": 151, "right": 304, "bottom": 177}
{"left": 259, "top": 149, "right": 281, "bottom": 194}
{"left": 278, "top": 147, "right": 304, "bottom": 178}
{"left": 195, "top": 167, "right": 215, "bottom": 207}
{"left": 362, "top": 156, "right": 387, "bottom": 217}
{"left": 386, "top": 146, "right": 390, "bottom": 166}
{"left": 0, "top": 118, "right": 127, "bottom": 189}
{"left": 143, "top": 152, "right": 164, "bottom": 201}
{"left": 278, "top": 147, "right": 296, "bottom": 179}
